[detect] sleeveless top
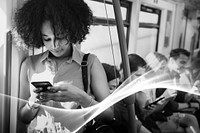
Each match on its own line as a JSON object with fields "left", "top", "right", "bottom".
{"left": 27, "top": 45, "right": 97, "bottom": 133}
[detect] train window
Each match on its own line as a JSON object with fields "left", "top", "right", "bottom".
{"left": 137, "top": 28, "right": 158, "bottom": 57}
{"left": 81, "top": 0, "right": 131, "bottom": 67}
{"left": 139, "top": 5, "right": 160, "bottom": 26}
{"left": 139, "top": 11, "right": 159, "bottom": 24}
{"left": 81, "top": 25, "right": 127, "bottom": 67}
{"left": 136, "top": 5, "right": 161, "bottom": 58}
{"left": 84, "top": 0, "right": 127, "bottom": 21}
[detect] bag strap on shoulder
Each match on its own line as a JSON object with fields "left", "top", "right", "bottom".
{"left": 81, "top": 53, "right": 90, "bottom": 92}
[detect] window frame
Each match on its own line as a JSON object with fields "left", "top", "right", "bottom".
{"left": 90, "top": 0, "right": 132, "bottom": 46}
{"left": 139, "top": 5, "right": 161, "bottom": 51}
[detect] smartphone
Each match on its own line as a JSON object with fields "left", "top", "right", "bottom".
{"left": 31, "top": 81, "right": 53, "bottom": 93}
{"left": 145, "top": 97, "right": 165, "bottom": 109}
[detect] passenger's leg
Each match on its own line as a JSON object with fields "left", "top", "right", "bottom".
{"left": 156, "top": 118, "right": 185, "bottom": 133}
{"left": 179, "top": 113, "right": 200, "bottom": 133}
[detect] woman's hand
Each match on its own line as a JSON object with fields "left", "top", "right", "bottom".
{"left": 37, "top": 81, "right": 84, "bottom": 103}
{"left": 27, "top": 88, "right": 43, "bottom": 108}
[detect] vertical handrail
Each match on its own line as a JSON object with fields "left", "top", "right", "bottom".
{"left": 3, "top": 31, "right": 12, "bottom": 133}
{"left": 112, "top": 0, "right": 137, "bottom": 133}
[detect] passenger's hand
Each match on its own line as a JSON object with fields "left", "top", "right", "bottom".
{"left": 146, "top": 104, "right": 157, "bottom": 110}
{"left": 157, "top": 99, "right": 165, "bottom": 105}
{"left": 190, "top": 102, "right": 200, "bottom": 109}
{"left": 37, "top": 81, "right": 84, "bottom": 103}
{"left": 149, "top": 104, "right": 157, "bottom": 110}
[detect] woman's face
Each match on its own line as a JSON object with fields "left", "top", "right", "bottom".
{"left": 108, "top": 78, "right": 120, "bottom": 94}
{"left": 41, "top": 20, "right": 71, "bottom": 58}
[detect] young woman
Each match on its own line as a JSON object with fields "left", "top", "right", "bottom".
{"left": 14, "top": 0, "right": 113, "bottom": 132}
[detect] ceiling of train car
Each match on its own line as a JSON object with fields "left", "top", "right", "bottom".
{"left": 172, "top": 0, "right": 200, "bottom": 10}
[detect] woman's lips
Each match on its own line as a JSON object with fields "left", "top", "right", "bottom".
{"left": 51, "top": 49, "right": 62, "bottom": 53}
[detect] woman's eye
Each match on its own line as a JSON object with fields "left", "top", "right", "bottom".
{"left": 43, "top": 38, "right": 51, "bottom": 42}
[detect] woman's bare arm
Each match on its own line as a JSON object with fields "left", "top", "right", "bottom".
{"left": 18, "top": 58, "right": 39, "bottom": 123}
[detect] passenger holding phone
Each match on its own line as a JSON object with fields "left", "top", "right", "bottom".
{"left": 143, "top": 52, "right": 200, "bottom": 133}
{"left": 144, "top": 97, "right": 164, "bottom": 109}
{"left": 118, "top": 53, "right": 200, "bottom": 133}
{"left": 15, "top": 0, "right": 113, "bottom": 132}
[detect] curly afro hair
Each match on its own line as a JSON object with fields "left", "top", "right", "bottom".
{"left": 14, "top": 0, "right": 93, "bottom": 48}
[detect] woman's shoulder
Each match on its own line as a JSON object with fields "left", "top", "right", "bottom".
{"left": 73, "top": 45, "right": 97, "bottom": 65}
{"left": 77, "top": 50, "right": 97, "bottom": 65}
{"left": 87, "top": 53, "right": 97, "bottom": 61}
{"left": 87, "top": 53, "right": 102, "bottom": 69}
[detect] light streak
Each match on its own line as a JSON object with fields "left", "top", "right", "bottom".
{"left": 1, "top": 71, "right": 200, "bottom": 133}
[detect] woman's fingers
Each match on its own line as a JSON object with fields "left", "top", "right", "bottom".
{"left": 37, "top": 91, "right": 61, "bottom": 101}
{"left": 48, "top": 84, "right": 68, "bottom": 92}
{"left": 33, "top": 87, "right": 43, "bottom": 93}
{"left": 47, "top": 86, "right": 59, "bottom": 93}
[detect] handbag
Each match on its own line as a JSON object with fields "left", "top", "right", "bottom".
{"left": 81, "top": 54, "right": 128, "bottom": 133}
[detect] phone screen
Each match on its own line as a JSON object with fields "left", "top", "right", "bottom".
{"left": 31, "top": 81, "right": 52, "bottom": 92}
{"left": 145, "top": 97, "right": 164, "bottom": 109}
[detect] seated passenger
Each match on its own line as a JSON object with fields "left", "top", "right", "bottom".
{"left": 147, "top": 51, "right": 200, "bottom": 112}
{"left": 102, "top": 62, "right": 152, "bottom": 133}
{"left": 169, "top": 48, "right": 194, "bottom": 102}
{"left": 102, "top": 63, "right": 120, "bottom": 94}
{"left": 167, "top": 50, "right": 200, "bottom": 126}
{"left": 122, "top": 53, "right": 200, "bottom": 133}
{"left": 144, "top": 52, "right": 200, "bottom": 133}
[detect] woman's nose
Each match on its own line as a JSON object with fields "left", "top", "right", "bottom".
{"left": 51, "top": 39, "right": 59, "bottom": 49}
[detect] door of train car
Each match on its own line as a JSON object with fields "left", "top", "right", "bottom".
{"left": 129, "top": 0, "right": 178, "bottom": 58}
